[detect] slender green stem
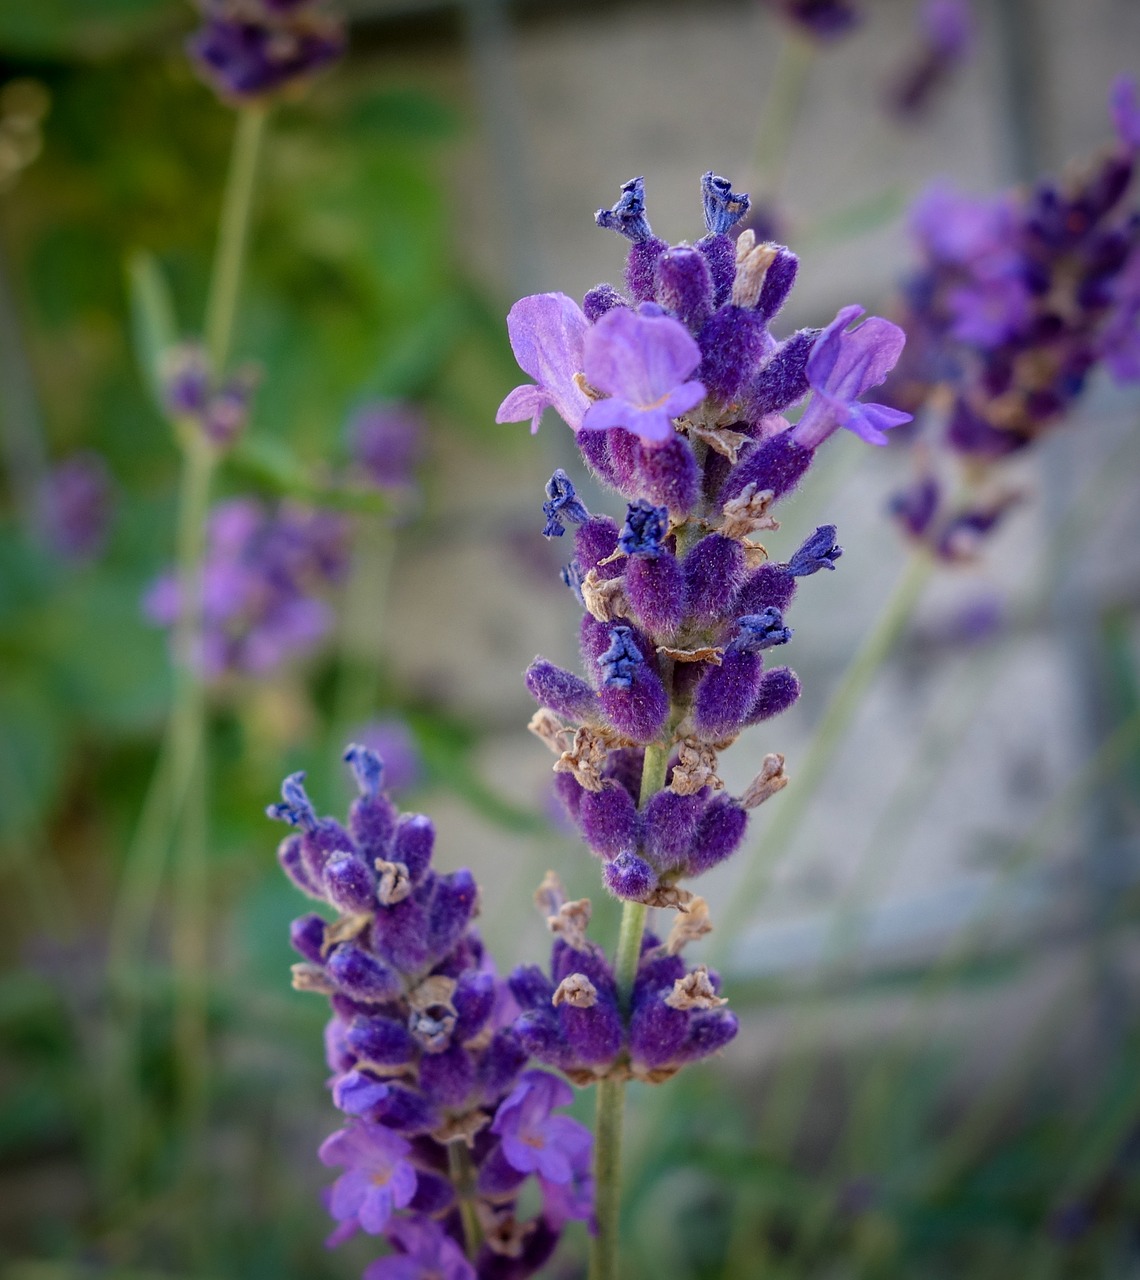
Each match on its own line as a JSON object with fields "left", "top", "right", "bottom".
{"left": 204, "top": 105, "right": 267, "bottom": 372}
{"left": 589, "top": 739, "right": 672, "bottom": 1280}
{"left": 447, "top": 1141, "right": 483, "bottom": 1257}
{"left": 750, "top": 28, "right": 816, "bottom": 202}
{"left": 718, "top": 550, "right": 933, "bottom": 947}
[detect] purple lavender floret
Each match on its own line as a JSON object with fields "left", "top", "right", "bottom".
{"left": 883, "top": 79, "right": 1140, "bottom": 559}
{"left": 541, "top": 469, "right": 589, "bottom": 539}
{"left": 35, "top": 451, "right": 115, "bottom": 564}
{"left": 888, "top": 0, "right": 973, "bottom": 119}
{"left": 187, "top": 0, "right": 345, "bottom": 104}
{"left": 143, "top": 497, "right": 348, "bottom": 679}
{"left": 271, "top": 748, "right": 592, "bottom": 1278}
{"left": 349, "top": 402, "right": 424, "bottom": 492}
{"left": 766, "top": 0, "right": 861, "bottom": 42}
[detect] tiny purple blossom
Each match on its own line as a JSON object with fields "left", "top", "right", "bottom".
{"left": 318, "top": 1121, "right": 418, "bottom": 1234}
{"left": 364, "top": 1217, "right": 475, "bottom": 1280}
{"left": 491, "top": 1070, "right": 593, "bottom": 1185}
{"left": 580, "top": 308, "right": 706, "bottom": 447}
{"left": 791, "top": 305, "right": 912, "bottom": 448}
{"left": 496, "top": 293, "right": 590, "bottom": 434}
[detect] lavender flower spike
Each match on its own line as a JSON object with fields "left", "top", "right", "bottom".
{"left": 496, "top": 293, "right": 591, "bottom": 434}
{"left": 580, "top": 308, "right": 706, "bottom": 446}
{"left": 365, "top": 1218, "right": 475, "bottom": 1280}
{"left": 791, "top": 304, "right": 912, "bottom": 447}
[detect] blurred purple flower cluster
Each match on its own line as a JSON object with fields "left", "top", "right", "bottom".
{"left": 885, "top": 77, "right": 1140, "bottom": 558}
{"left": 269, "top": 748, "right": 593, "bottom": 1279}
{"left": 144, "top": 497, "right": 349, "bottom": 679}
{"left": 765, "top": 0, "right": 861, "bottom": 42}
{"left": 187, "top": 0, "right": 345, "bottom": 103}
{"left": 35, "top": 451, "right": 114, "bottom": 564}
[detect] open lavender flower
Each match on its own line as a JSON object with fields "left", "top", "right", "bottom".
{"left": 883, "top": 77, "right": 1140, "bottom": 559}
{"left": 501, "top": 170, "right": 900, "bottom": 912}
{"left": 187, "top": 0, "right": 345, "bottom": 104}
{"left": 270, "top": 748, "right": 592, "bottom": 1278}
{"left": 144, "top": 497, "right": 349, "bottom": 678}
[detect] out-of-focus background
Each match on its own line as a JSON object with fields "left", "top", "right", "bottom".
{"left": 1, "top": 0, "right": 1139, "bottom": 1277}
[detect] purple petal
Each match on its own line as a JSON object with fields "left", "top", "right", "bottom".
{"left": 496, "top": 383, "right": 551, "bottom": 434}
{"left": 1110, "top": 75, "right": 1140, "bottom": 151}
{"left": 584, "top": 308, "right": 702, "bottom": 407}
{"left": 502, "top": 293, "right": 590, "bottom": 431}
{"left": 329, "top": 1169, "right": 370, "bottom": 1221}
{"left": 357, "top": 1182, "right": 394, "bottom": 1234}
{"left": 581, "top": 397, "right": 676, "bottom": 445}
{"left": 844, "top": 400, "right": 913, "bottom": 445}
{"left": 808, "top": 307, "right": 908, "bottom": 401}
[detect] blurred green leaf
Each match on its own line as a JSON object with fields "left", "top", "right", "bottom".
{"left": 0, "top": 0, "right": 172, "bottom": 58}
{"left": 225, "top": 434, "right": 388, "bottom": 514}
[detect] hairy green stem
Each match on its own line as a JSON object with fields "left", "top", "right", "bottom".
{"left": 718, "top": 550, "right": 933, "bottom": 947}
{"left": 588, "top": 738, "right": 672, "bottom": 1280}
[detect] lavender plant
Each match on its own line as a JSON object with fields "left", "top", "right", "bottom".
{"left": 270, "top": 747, "right": 593, "bottom": 1279}
{"left": 496, "top": 171, "right": 910, "bottom": 1276}
{"left": 885, "top": 76, "right": 1140, "bottom": 559}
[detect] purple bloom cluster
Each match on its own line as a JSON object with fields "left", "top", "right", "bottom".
{"left": 144, "top": 497, "right": 349, "bottom": 678}
{"left": 510, "top": 876, "right": 738, "bottom": 1084}
{"left": 270, "top": 749, "right": 592, "bottom": 1278}
{"left": 187, "top": 0, "right": 345, "bottom": 104}
{"left": 35, "top": 451, "right": 115, "bottom": 564}
{"left": 162, "top": 343, "right": 258, "bottom": 449}
{"left": 884, "top": 78, "right": 1140, "bottom": 558}
{"left": 499, "top": 172, "right": 905, "bottom": 907}
{"left": 765, "top": 0, "right": 861, "bottom": 42}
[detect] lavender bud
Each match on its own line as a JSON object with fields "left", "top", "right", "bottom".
{"left": 391, "top": 814, "right": 435, "bottom": 883}
{"left": 372, "top": 1085, "right": 439, "bottom": 1135}
{"left": 599, "top": 659, "right": 669, "bottom": 743}
{"left": 576, "top": 425, "right": 622, "bottom": 488}
{"left": 625, "top": 550, "right": 686, "bottom": 637}
{"left": 678, "top": 1008, "right": 739, "bottom": 1063}
{"left": 687, "top": 796, "right": 749, "bottom": 875}
{"left": 453, "top": 971, "right": 496, "bottom": 1044}
{"left": 637, "top": 434, "right": 701, "bottom": 517}
{"left": 731, "top": 609, "right": 793, "bottom": 653}
{"left": 418, "top": 1042, "right": 474, "bottom": 1107}
{"left": 526, "top": 659, "right": 601, "bottom": 720}
{"left": 326, "top": 943, "right": 401, "bottom": 1003}
{"left": 578, "top": 783, "right": 643, "bottom": 858}
{"left": 542, "top": 469, "right": 590, "bottom": 538}
{"left": 289, "top": 913, "right": 327, "bottom": 964}
{"left": 697, "top": 232, "right": 738, "bottom": 307}
{"left": 693, "top": 650, "right": 765, "bottom": 740}
{"left": 476, "top": 1028, "right": 529, "bottom": 1103}
{"left": 697, "top": 306, "right": 773, "bottom": 402}
{"left": 683, "top": 534, "right": 748, "bottom": 626}
{"left": 278, "top": 834, "right": 321, "bottom": 898}
{"left": 720, "top": 432, "right": 815, "bottom": 505}
{"left": 602, "top": 850, "right": 657, "bottom": 901}
{"left": 426, "top": 870, "right": 478, "bottom": 961}
{"left": 629, "top": 994, "right": 690, "bottom": 1070}
{"left": 732, "top": 563, "right": 797, "bottom": 616}
{"left": 583, "top": 283, "right": 628, "bottom": 321}
{"left": 346, "top": 1014, "right": 417, "bottom": 1066}
{"left": 643, "top": 788, "right": 708, "bottom": 872}
{"left": 322, "top": 852, "right": 377, "bottom": 914}
{"left": 575, "top": 516, "right": 625, "bottom": 578}
{"left": 655, "top": 245, "right": 714, "bottom": 330}
{"left": 407, "top": 1171, "right": 455, "bottom": 1216}
{"left": 745, "top": 328, "right": 818, "bottom": 418}
{"left": 754, "top": 246, "right": 798, "bottom": 323}
{"left": 746, "top": 665, "right": 802, "bottom": 724}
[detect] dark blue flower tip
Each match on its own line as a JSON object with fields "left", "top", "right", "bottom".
{"left": 618, "top": 498, "right": 670, "bottom": 557}
{"left": 561, "top": 560, "right": 587, "bottom": 607}
{"left": 701, "top": 172, "right": 751, "bottom": 236}
{"left": 599, "top": 625, "right": 644, "bottom": 690}
{"left": 731, "top": 608, "right": 793, "bottom": 653}
{"left": 343, "top": 744, "right": 384, "bottom": 799}
{"left": 603, "top": 850, "right": 657, "bottom": 901}
{"left": 266, "top": 771, "right": 317, "bottom": 830}
{"left": 596, "top": 176, "right": 654, "bottom": 242}
{"left": 786, "top": 525, "right": 843, "bottom": 576}
{"left": 542, "top": 469, "right": 591, "bottom": 539}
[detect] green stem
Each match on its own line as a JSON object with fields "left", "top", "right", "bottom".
{"left": 751, "top": 28, "right": 816, "bottom": 202}
{"left": 204, "top": 105, "right": 267, "bottom": 372}
{"left": 717, "top": 550, "right": 933, "bottom": 947}
{"left": 588, "top": 739, "right": 672, "bottom": 1280}
{"left": 447, "top": 1141, "right": 483, "bottom": 1257}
